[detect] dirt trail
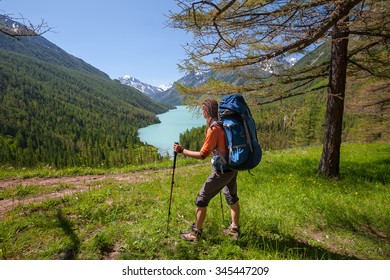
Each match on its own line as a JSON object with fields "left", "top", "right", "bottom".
{"left": 0, "top": 169, "right": 165, "bottom": 216}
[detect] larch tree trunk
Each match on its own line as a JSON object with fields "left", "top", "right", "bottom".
{"left": 318, "top": 18, "right": 350, "bottom": 178}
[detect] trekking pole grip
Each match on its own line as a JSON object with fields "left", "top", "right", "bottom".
{"left": 173, "top": 142, "right": 179, "bottom": 168}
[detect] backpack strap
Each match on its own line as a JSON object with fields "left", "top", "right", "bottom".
{"left": 209, "top": 121, "right": 229, "bottom": 173}
{"left": 209, "top": 121, "right": 222, "bottom": 128}
{"left": 241, "top": 113, "right": 253, "bottom": 153}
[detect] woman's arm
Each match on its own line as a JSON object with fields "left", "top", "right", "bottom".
{"left": 182, "top": 149, "right": 204, "bottom": 160}
{"left": 173, "top": 143, "right": 205, "bottom": 160}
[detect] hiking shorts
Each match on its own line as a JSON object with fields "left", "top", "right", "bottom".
{"left": 195, "top": 169, "right": 239, "bottom": 207}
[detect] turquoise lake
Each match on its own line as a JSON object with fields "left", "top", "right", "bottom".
{"left": 138, "top": 106, "right": 205, "bottom": 156}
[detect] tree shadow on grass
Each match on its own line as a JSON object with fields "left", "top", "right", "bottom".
{"left": 54, "top": 210, "right": 80, "bottom": 260}
{"left": 237, "top": 232, "right": 359, "bottom": 260}
{"left": 340, "top": 158, "right": 390, "bottom": 184}
{"left": 261, "top": 153, "right": 389, "bottom": 185}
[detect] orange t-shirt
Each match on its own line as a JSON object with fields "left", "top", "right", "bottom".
{"left": 200, "top": 125, "right": 227, "bottom": 159}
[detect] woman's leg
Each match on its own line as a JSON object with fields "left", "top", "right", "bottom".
{"left": 230, "top": 201, "right": 240, "bottom": 227}
{"left": 195, "top": 206, "right": 207, "bottom": 229}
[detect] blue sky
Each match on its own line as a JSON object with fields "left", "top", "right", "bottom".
{"left": 1, "top": 0, "right": 191, "bottom": 86}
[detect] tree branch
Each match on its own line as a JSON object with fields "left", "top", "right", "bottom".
{"left": 0, "top": 15, "right": 51, "bottom": 38}
{"left": 257, "top": 85, "right": 328, "bottom": 105}
{"left": 348, "top": 58, "right": 376, "bottom": 75}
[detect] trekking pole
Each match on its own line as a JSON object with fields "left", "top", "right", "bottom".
{"left": 167, "top": 142, "right": 178, "bottom": 231}
{"left": 220, "top": 191, "right": 224, "bottom": 223}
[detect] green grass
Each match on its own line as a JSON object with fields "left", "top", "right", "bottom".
{"left": 0, "top": 157, "right": 199, "bottom": 180}
{"left": 0, "top": 183, "right": 75, "bottom": 200}
{"left": 0, "top": 143, "right": 388, "bottom": 260}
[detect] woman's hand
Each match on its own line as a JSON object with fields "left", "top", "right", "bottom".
{"left": 173, "top": 143, "right": 184, "bottom": 153}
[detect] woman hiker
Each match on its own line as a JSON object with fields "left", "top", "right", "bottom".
{"left": 173, "top": 98, "right": 240, "bottom": 242}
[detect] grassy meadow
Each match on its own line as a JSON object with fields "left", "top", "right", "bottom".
{"left": 0, "top": 143, "right": 389, "bottom": 260}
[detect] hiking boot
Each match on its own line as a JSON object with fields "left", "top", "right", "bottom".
{"left": 179, "top": 224, "right": 202, "bottom": 242}
{"left": 223, "top": 225, "right": 240, "bottom": 240}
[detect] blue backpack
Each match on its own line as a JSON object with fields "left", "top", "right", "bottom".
{"left": 217, "top": 94, "right": 262, "bottom": 171}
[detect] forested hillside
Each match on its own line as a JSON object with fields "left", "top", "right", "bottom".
{"left": 0, "top": 33, "right": 172, "bottom": 168}
{"left": 0, "top": 15, "right": 108, "bottom": 78}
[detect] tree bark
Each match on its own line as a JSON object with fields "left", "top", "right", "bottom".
{"left": 318, "top": 18, "right": 350, "bottom": 178}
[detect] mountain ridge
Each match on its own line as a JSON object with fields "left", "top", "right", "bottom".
{"left": 118, "top": 75, "right": 172, "bottom": 100}
{"left": 150, "top": 56, "right": 297, "bottom": 105}
{"left": 0, "top": 15, "right": 110, "bottom": 79}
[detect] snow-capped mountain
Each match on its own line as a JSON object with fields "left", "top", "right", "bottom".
{"left": 288, "top": 57, "right": 298, "bottom": 66}
{"left": 158, "top": 83, "right": 173, "bottom": 91}
{"left": 119, "top": 75, "right": 172, "bottom": 97}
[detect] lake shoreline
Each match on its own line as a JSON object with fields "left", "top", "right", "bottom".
{"left": 138, "top": 106, "right": 204, "bottom": 156}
